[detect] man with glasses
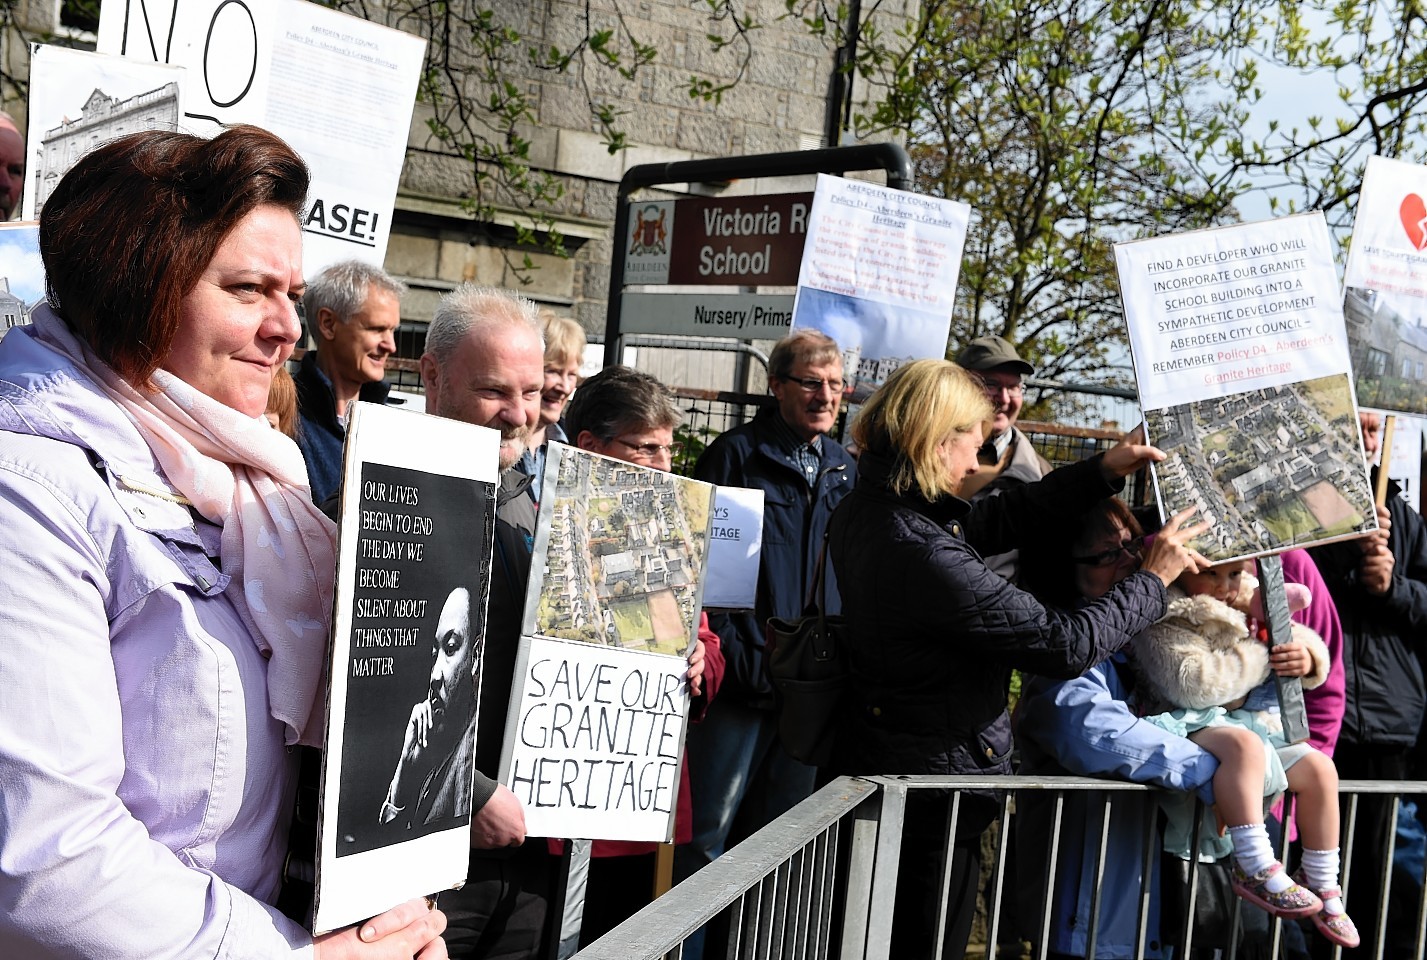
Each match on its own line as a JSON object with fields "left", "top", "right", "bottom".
{"left": 565, "top": 364, "right": 685, "bottom": 471}
{"left": 956, "top": 335, "right": 1052, "bottom": 583}
{"left": 675, "top": 329, "right": 856, "bottom": 920}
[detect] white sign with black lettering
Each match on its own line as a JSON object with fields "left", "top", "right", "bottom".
{"left": 1117, "top": 213, "right": 1347, "bottom": 411}
{"left": 790, "top": 174, "right": 970, "bottom": 402}
{"left": 702, "top": 486, "right": 764, "bottom": 609}
{"left": 1118, "top": 214, "right": 1376, "bottom": 561}
{"left": 501, "top": 636, "right": 688, "bottom": 842}
{"left": 96, "top": 0, "right": 425, "bottom": 273}
{"left": 621, "top": 293, "right": 794, "bottom": 339}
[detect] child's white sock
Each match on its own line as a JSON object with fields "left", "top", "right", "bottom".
{"left": 1300, "top": 847, "right": 1346, "bottom": 915}
{"left": 1228, "top": 823, "right": 1292, "bottom": 892}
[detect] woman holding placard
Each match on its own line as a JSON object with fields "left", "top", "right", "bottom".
{"left": 825, "top": 358, "right": 1207, "bottom": 958}
{"left": 0, "top": 126, "right": 445, "bottom": 957}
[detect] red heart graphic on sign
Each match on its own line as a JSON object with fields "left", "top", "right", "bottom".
{"left": 1401, "top": 194, "right": 1427, "bottom": 250}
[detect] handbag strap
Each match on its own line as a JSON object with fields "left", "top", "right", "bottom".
{"left": 807, "top": 532, "right": 831, "bottom": 629}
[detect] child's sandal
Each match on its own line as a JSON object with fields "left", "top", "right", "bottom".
{"left": 1291, "top": 870, "right": 1361, "bottom": 948}
{"left": 1230, "top": 861, "right": 1322, "bottom": 919}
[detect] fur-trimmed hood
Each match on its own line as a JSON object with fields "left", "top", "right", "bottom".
{"left": 1132, "top": 585, "right": 1330, "bottom": 712}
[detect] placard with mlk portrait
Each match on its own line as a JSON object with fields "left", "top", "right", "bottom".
{"left": 313, "top": 402, "right": 500, "bottom": 934}
{"left": 334, "top": 460, "right": 491, "bottom": 854}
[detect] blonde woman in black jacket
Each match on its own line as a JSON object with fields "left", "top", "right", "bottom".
{"left": 827, "top": 358, "right": 1207, "bottom": 959}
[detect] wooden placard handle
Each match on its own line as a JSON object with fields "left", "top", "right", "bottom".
{"left": 1374, "top": 414, "right": 1396, "bottom": 507}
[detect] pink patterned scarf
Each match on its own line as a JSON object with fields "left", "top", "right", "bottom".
{"left": 34, "top": 304, "right": 336, "bottom": 746}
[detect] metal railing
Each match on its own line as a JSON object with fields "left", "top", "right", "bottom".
{"left": 573, "top": 775, "right": 1427, "bottom": 960}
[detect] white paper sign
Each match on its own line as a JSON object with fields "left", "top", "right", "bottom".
{"left": 1341, "top": 155, "right": 1427, "bottom": 416}
{"left": 1117, "top": 213, "right": 1346, "bottom": 411}
{"left": 702, "top": 486, "right": 764, "bottom": 609}
{"left": 1364, "top": 406, "right": 1424, "bottom": 513}
{"left": 96, "top": 0, "right": 425, "bottom": 274}
{"left": 1344, "top": 155, "right": 1427, "bottom": 297}
{"left": 23, "top": 46, "right": 187, "bottom": 221}
{"left": 1117, "top": 214, "right": 1376, "bottom": 561}
{"left": 501, "top": 636, "right": 688, "bottom": 842}
{"left": 791, "top": 174, "right": 970, "bottom": 400}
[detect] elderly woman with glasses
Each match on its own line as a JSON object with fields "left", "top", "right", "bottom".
{"left": 826, "top": 359, "right": 1207, "bottom": 959}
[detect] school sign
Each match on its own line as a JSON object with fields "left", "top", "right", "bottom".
{"left": 618, "top": 192, "right": 811, "bottom": 338}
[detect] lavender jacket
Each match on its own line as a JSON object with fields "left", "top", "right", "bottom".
{"left": 0, "top": 324, "right": 312, "bottom": 957}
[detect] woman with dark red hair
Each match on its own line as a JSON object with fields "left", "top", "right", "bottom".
{"left": 0, "top": 126, "right": 444, "bottom": 958}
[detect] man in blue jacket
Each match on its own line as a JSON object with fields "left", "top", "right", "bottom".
{"left": 677, "top": 328, "right": 856, "bottom": 889}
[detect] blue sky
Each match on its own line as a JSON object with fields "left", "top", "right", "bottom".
{"left": 0, "top": 225, "right": 43, "bottom": 304}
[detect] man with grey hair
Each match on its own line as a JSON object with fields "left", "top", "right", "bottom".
{"left": 676, "top": 328, "right": 856, "bottom": 916}
{"left": 419, "top": 284, "right": 552, "bottom": 960}
{"left": 294, "top": 259, "right": 405, "bottom": 503}
{"left": 0, "top": 111, "right": 23, "bottom": 219}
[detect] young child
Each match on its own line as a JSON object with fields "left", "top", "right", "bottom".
{"left": 1132, "top": 559, "right": 1358, "bottom": 948}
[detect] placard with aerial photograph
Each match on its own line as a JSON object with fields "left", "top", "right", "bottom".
{"left": 1116, "top": 212, "right": 1376, "bottom": 561}
{"left": 500, "top": 443, "right": 715, "bottom": 842}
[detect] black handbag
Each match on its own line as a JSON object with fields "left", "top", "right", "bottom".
{"left": 1160, "top": 850, "right": 1237, "bottom": 951}
{"left": 764, "top": 535, "right": 849, "bottom": 767}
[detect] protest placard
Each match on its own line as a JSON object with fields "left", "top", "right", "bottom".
{"left": 1362, "top": 405, "right": 1424, "bottom": 513}
{"left": 22, "top": 46, "right": 185, "bottom": 221}
{"left": 0, "top": 223, "right": 41, "bottom": 339}
{"left": 501, "top": 442, "right": 714, "bottom": 841}
{"left": 702, "top": 486, "right": 763, "bottom": 609}
{"left": 504, "top": 636, "right": 687, "bottom": 841}
{"left": 790, "top": 173, "right": 970, "bottom": 400}
{"left": 96, "top": 0, "right": 425, "bottom": 274}
{"left": 314, "top": 401, "right": 499, "bottom": 934}
{"left": 1117, "top": 213, "right": 1376, "bottom": 561}
{"left": 1342, "top": 155, "right": 1427, "bottom": 416}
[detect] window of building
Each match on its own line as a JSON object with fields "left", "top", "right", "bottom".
{"left": 61, "top": 1, "right": 101, "bottom": 34}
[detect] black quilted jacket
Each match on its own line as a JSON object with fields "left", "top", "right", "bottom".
{"left": 826, "top": 450, "right": 1168, "bottom": 778}
{"left": 1309, "top": 473, "right": 1427, "bottom": 750}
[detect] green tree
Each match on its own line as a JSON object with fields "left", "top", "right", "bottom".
{"left": 808, "top": 0, "right": 1427, "bottom": 398}
{"left": 9, "top": 0, "right": 1427, "bottom": 385}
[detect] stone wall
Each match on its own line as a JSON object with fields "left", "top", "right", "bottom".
{"left": 2, "top": 0, "right": 917, "bottom": 390}
{"left": 382, "top": 0, "right": 916, "bottom": 390}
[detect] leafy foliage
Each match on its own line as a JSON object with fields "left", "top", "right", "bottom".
{"left": 8, "top": 0, "right": 1427, "bottom": 386}
{"left": 782, "top": 0, "right": 1427, "bottom": 403}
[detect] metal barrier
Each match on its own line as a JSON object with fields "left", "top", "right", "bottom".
{"left": 574, "top": 775, "right": 1427, "bottom": 960}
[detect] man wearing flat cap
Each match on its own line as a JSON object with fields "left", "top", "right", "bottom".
{"left": 955, "top": 334, "right": 1052, "bottom": 581}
